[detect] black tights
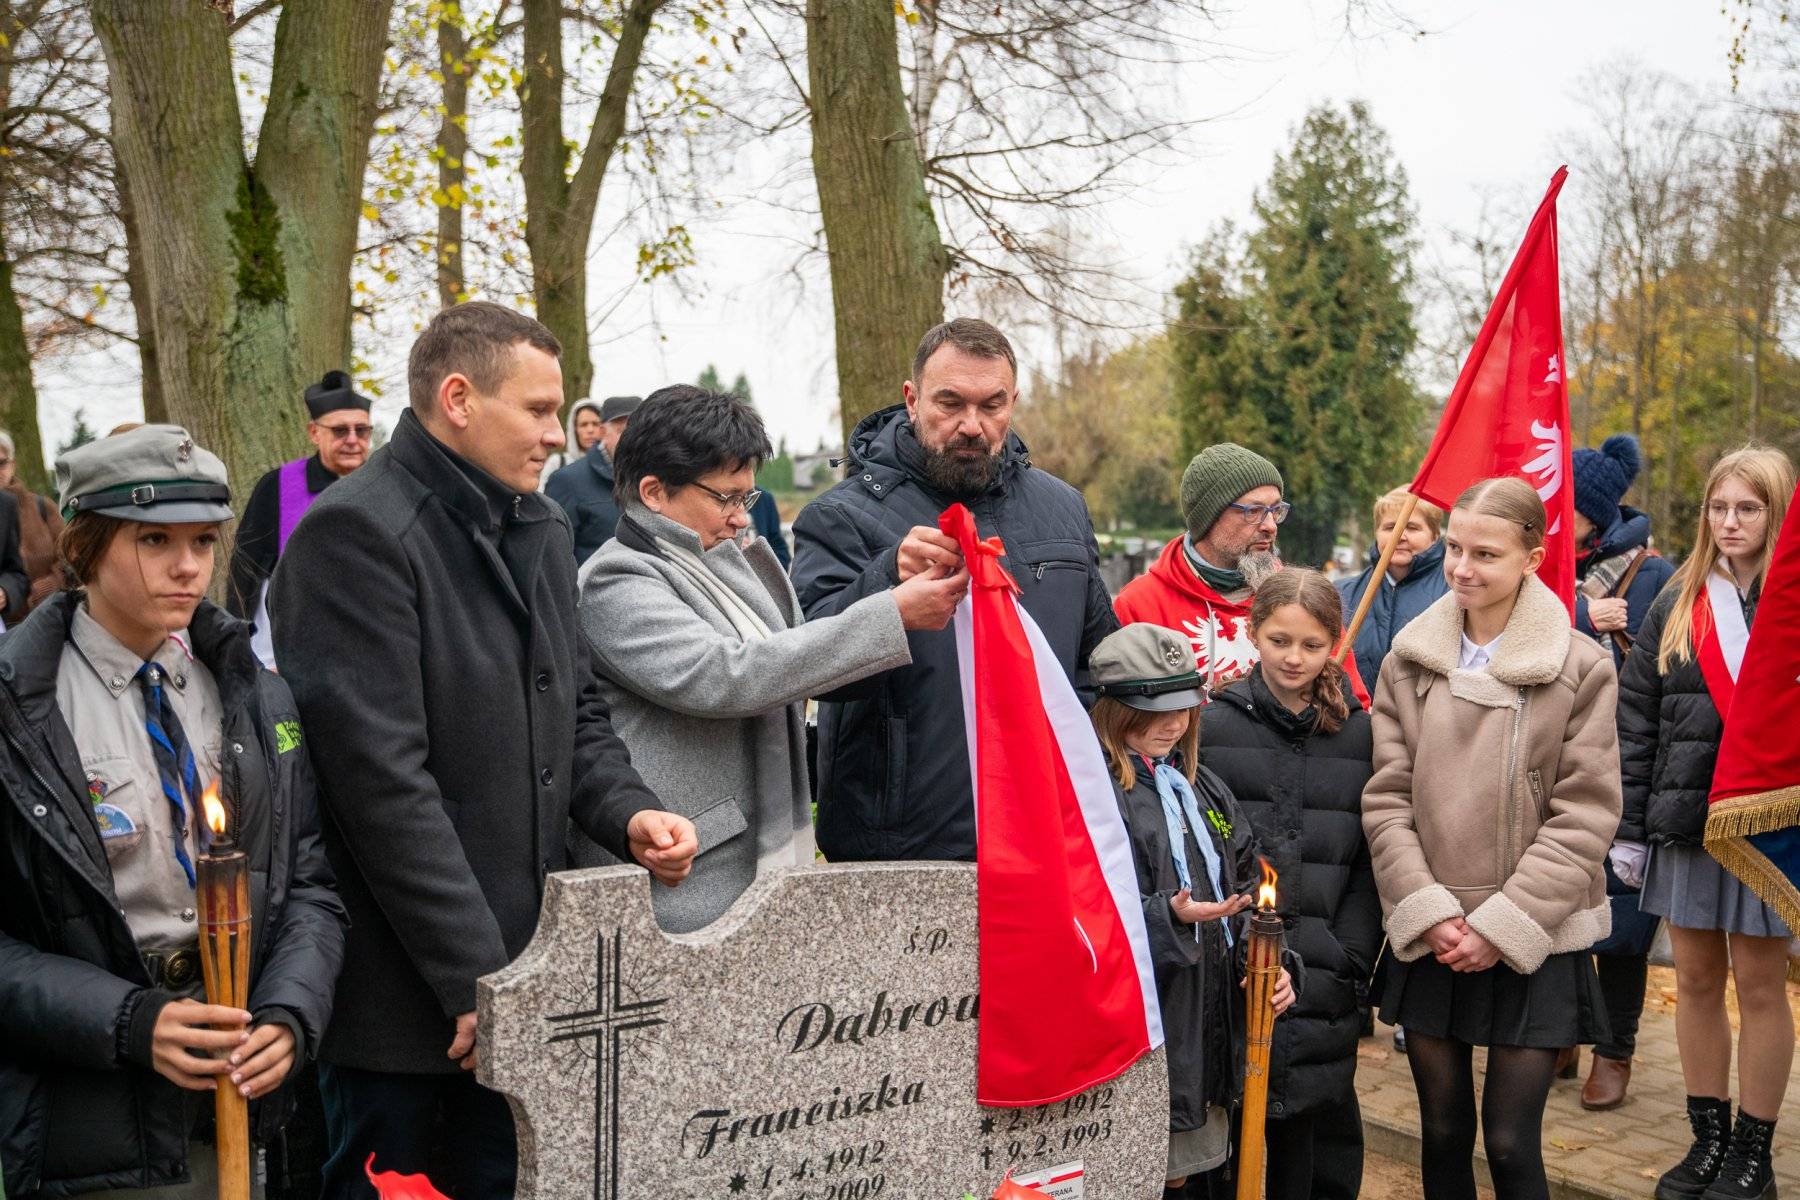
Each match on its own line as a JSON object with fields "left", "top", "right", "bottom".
{"left": 1405, "top": 1031, "right": 1557, "bottom": 1200}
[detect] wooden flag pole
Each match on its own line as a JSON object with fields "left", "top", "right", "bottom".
{"left": 1334, "top": 491, "right": 1422, "bottom": 665}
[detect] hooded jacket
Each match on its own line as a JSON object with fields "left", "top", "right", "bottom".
{"left": 538, "top": 397, "right": 604, "bottom": 485}
{"left": 1199, "top": 669, "right": 1379, "bottom": 1118}
{"left": 1113, "top": 536, "right": 1257, "bottom": 695}
{"left": 789, "top": 404, "right": 1116, "bottom": 862}
{"left": 1572, "top": 506, "right": 1676, "bottom": 670}
{"left": 1334, "top": 538, "right": 1450, "bottom": 687}
{"left": 1362, "top": 576, "right": 1621, "bottom": 975}
{"left": 0, "top": 594, "right": 345, "bottom": 1197}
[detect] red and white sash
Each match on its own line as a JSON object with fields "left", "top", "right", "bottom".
{"left": 1694, "top": 563, "right": 1750, "bottom": 717}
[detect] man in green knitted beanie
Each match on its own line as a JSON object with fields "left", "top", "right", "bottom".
{"left": 1114, "top": 442, "right": 1286, "bottom": 691}
{"left": 1180, "top": 443, "right": 1285, "bottom": 575}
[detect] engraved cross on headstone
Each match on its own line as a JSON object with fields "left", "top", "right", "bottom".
{"left": 544, "top": 928, "right": 667, "bottom": 1200}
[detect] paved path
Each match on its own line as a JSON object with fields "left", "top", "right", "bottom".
{"left": 1356, "top": 967, "right": 1799, "bottom": 1199}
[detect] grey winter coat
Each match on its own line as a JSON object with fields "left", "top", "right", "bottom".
{"left": 577, "top": 508, "right": 911, "bottom": 932}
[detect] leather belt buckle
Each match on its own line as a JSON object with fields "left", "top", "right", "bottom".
{"left": 142, "top": 947, "right": 202, "bottom": 991}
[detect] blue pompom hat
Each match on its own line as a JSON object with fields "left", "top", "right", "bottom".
{"left": 1571, "top": 433, "right": 1642, "bottom": 529}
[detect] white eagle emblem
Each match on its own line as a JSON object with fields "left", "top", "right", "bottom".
{"left": 1522, "top": 419, "right": 1565, "bottom": 535}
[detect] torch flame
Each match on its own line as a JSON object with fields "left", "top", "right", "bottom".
{"left": 1256, "top": 857, "right": 1278, "bottom": 910}
{"left": 201, "top": 780, "right": 227, "bottom": 837}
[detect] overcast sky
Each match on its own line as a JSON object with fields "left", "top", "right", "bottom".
{"left": 34, "top": 0, "right": 1756, "bottom": 467}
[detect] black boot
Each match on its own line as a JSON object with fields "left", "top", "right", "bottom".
{"left": 1656, "top": 1097, "right": 1733, "bottom": 1199}
{"left": 1702, "top": 1110, "right": 1778, "bottom": 1200}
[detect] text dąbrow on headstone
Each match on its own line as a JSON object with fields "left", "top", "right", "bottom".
{"left": 479, "top": 862, "right": 1167, "bottom": 1200}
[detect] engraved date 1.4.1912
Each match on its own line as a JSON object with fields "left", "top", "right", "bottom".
{"left": 726, "top": 1140, "right": 888, "bottom": 1199}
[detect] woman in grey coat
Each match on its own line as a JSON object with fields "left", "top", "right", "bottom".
{"left": 577, "top": 385, "right": 969, "bottom": 933}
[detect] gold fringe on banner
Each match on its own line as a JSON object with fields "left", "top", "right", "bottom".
{"left": 1705, "top": 785, "right": 1800, "bottom": 932}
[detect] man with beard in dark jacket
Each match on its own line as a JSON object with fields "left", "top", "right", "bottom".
{"left": 272, "top": 302, "right": 697, "bottom": 1200}
{"left": 791, "top": 318, "right": 1117, "bottom": 862}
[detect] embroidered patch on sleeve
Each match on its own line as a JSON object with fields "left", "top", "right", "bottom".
{"left": 274, "top": 721, "right": 303, "bottom": 755}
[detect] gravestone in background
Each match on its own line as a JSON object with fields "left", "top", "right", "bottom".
{"left": 479, "top": 862, "right": 1167, "bottom": 1200}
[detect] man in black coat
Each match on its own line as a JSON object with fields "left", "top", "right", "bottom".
{"left": 272, "top": 302, "right": 697, "bottom": 1200}
{"left": 790, "top": 318, "right": 1117, "bottom": 862}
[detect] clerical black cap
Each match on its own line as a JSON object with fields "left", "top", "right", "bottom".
{"left": 305, "top": 370, "right": 373, "bottom": 420}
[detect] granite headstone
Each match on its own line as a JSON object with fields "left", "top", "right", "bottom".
{"left": 478, "top": 862, "right": 1168, "bottom": 1200}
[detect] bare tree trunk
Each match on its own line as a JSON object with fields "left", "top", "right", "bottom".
{"left": 436, "top": 9, "right": 468, "bottom": 309}
{"left": 0, "top": 11, "right": 49, "bottom": 493}
{"left": 518, "top": 0, "right": 662, "bottom": 403}
{"left": 113, "top": 108, "right": 165, "bottom": 425}
{"left": 0, "top": 242, "right": 49, "bottom": 493}
{"left": 89, "top": 0, "right": 390, "bottom": 504}
{"left": 807, "top": 0, "right": 947, "bottom": 444}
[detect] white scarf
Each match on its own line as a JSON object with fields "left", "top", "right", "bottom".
{"left": 1706, "top": 558, "right": 1751, "bottom": 681}
{"left": 654, "top": 535, "right": 775, "bottom": 643}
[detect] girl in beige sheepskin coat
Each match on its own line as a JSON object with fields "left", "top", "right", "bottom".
{"left": 1362, "top": 477, "right": 1621, "bottom": 1200}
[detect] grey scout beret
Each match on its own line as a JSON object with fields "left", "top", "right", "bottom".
{"left": 1090, "top": 623, "right": 1205, "bottom": 712}
{"left": 57, "top": 424, "right": 232, "bottom": 524}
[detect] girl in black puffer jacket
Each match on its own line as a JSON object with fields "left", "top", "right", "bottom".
{"left": 1200, "top": 568, "right": 1379, "bottom": 1200}
{"left": 1617, "top": 445, "right": 1795, "bottom": 1200}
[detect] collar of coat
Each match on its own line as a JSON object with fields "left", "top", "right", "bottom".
{"left": 387, "top": 409, "right": 555, "bottom": 535}
{"left": 1389, "top": 573, "right": 1570, "bottom": 707}
{"left": 844, "top": 403, "right": 1032, "bottom": 502}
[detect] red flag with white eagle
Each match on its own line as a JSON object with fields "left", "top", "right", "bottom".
{"left": 1411, "top": 167, "right": 1577, "bottom": 613}
{"left": 940, "top": 504, "right": 1162, "bottom": 1107}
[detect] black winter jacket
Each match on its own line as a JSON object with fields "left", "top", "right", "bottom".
{"left": 543, "top": 444, "right": 623, "bottom": 567}
{"left": 0, "top": 595, "right": 346, "bottom": 1198}
{"left": 1335, "top": 539, "right": 1449, "bottom": 688}
{"left": 1573, "top": 507, "right": 1677, "bottom": 671}
{"left": 271, "top": 411, "right": 660, "bottom": 1074}
{"left": 1617, "top": 577, "right": 1757, "bottom": 846}
{"left": 1198, "top": 669, "right": 1378, "bottom": 1119}
{"left": 1114, "top": 755, "right": 1259, "bottom": 1133}
{"left": 790, "top": 405, "right": 1117, "bottom": 861}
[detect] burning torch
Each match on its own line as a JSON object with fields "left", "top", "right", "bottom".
{"left": 1235, "top": 858, "right": 1282, "bottom": 1200}
{"left": 197, "top": 780, "right": 253, "bottom": 1200}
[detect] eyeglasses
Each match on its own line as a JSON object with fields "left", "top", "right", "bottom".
{"left": 1707, "top": 501, "right": 1766, "bottom": 524}
{"left": 1226, "top": 500, "right": 1292, "bottom": 525}
{"left": 317, "top": 423, "right": 373, "bottom": 442}
{"left": 690, "top": 481, "right": 763, "bottom": 513}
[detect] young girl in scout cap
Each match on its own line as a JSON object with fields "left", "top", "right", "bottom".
{"left": 0, "top": 425, "right": 345, "bottom": 1198}
{"left": 1088, "top": 622, "right": 1294, "bottom": 1199}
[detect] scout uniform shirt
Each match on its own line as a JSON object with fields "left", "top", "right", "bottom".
{"left": 56, "top": 604, "right": 224, "bottom": 953}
